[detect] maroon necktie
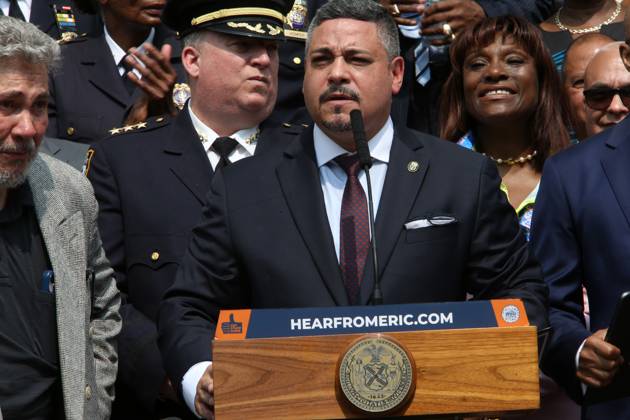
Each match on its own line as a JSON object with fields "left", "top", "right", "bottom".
{"left": 335, "top": 154, "right": 370, "bottom": 305}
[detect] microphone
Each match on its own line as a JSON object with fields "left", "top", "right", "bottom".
{"left": 349, "top": 109, "right": 382, "bottom": 305}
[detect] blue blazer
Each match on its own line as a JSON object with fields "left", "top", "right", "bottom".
{"left": 531, "top": 116, "right": 630, "bottom": 419}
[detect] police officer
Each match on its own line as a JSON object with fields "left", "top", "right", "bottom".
{"left": 86, "top": 0, "right": 298, "bottom": 418}
{"left": 47, "top": 0, "right": 186, "bottom": 144}
{"left": 0, "top": 0, "right": 99, "bottom": 40}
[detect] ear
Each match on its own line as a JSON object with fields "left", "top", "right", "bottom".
{"left": 620, "top": 42, "right": 630, "bottom": 72}
{"left": 390, "top": 56, "right": 405, "bottom": 95}
{"left": 181, "top": 45, "right": 201, "bottom": 80}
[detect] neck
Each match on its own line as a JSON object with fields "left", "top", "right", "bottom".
{"left": 560, "top": 0, "right": 616, "bottom": 24}
{"left": 0, "top": 188, "right": 7, "bottom": 210}
{"left": 103, "top": 14, "right": 151, "bottom": 52}
{"left": 475, "top": 123, "right": 533, "bottom": 160}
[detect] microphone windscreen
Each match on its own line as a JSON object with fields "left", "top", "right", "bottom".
{"left": 350, "top": 109, "right": 372, "bottom": 168}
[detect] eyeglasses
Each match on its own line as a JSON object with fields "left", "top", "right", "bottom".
{"left": 583, "top": 86, "right": 630, "bottom": 110}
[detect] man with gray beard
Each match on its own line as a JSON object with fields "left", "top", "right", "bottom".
{"left": 0, "top": 16, "right": 121, "bottom": 420}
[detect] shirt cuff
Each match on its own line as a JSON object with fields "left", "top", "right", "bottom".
{"left": 182, "top": 361, "right": 212, "bottom": 418}
{"left": 575, "top": 338, "right": 587, "bottom": 394}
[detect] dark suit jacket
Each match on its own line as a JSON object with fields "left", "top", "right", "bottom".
{"left": 87, "top": 110, "right": 301, "bottom": 417}
{"left": 531, "top": 116, "right": 630, "bottom": 419}
{"left": 40, "top": 136, "right": 89, "bottom": 171}
{"left": 158, "top": 124, "right": 549, "bottom": 387}
{"left": 47, "top": 25, "right": 184, "bottom": 144}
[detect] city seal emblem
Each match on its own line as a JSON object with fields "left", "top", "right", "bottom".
{"left": 337, "top": 335, "right": 416, "bottom": 414}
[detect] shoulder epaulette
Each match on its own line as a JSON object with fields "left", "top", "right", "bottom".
{"left": 107, "top": 115, "right": 170, "bottom": 137}
{"left": 57, "top": 32, "right": 87, "bottom": 45}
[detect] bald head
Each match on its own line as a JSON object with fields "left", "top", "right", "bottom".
{"left": 584, "top": 42, "right": 630, "bottom": 137}
{"left": 563, "top": 34, "right": 614, "bottom": 140}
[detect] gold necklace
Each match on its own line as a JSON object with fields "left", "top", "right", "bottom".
{"left": 554, "top": 0, "right": 623, "bottom": 34}
{"left": 484, "top": 150, "right": 538, "bottom": 166}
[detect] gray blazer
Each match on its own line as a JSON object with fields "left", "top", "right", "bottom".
{"left": 27, "top": 153, "right": 122, "bottom": 420}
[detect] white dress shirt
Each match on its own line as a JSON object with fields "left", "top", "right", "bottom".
{"left": 180, "top": 118, "right": 395, "bottom": 417}
{"left": 0, "top": 0, "right": 31, "bottom": 21}
{"left": 104, "top": 25, "right": 155, "bottom": 78}
{"left": 188, "top": 104, "right": 257, "bottom": 170}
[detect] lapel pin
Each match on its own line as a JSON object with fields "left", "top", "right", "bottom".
{"left": 407, "top": 161, "right": 420, "bottom": 173}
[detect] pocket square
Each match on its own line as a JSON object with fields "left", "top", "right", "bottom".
{"left": 404, "top": 216, "right": 457, "bottom": 230}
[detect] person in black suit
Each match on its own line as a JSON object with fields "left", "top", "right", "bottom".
{"left": 158, "top": 1, "right": 549, "bottom": 418}
{"left": 0, "top": 0, "right": 100, "bottom": 39}
{"left": 86, "top": 0, "right": 295, "bottom": 418}
{"left": 47, "top": 0, "right": 186, "bottom": 144}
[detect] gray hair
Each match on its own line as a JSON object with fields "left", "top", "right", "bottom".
{"left": 0, "top": 16, "right": 60, "bottom": 72}
{"left": 306, "top": 0, "right": 400, "bottom": 60}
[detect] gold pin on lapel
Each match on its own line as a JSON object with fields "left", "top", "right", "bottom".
{"left": 407, "top": 161, "right": 420, "bottom": 173}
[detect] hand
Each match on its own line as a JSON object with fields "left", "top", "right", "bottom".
{"left": 421, "top": 0, "right": 485, "bottom": 45}
{"left": 577, "top": 329, "right": 624, "bottom": 388}
{"left": 195, "top": 364, "right": 214, "bottom": 420}
{"left": 123, "top": 42, "right": 178, "bottom": 125}
{"left": 378, "top": 0, "right": 426, "bottom": 26}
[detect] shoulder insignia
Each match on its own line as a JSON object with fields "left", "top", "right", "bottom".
{"left": 107, "top": 115, "right": 170, "bottom": 137}
{"left": 280, "top": 122, "right": 308, "bottom": 135}
{"left": 83, "top": 148, "right": 95, "bottom": 177}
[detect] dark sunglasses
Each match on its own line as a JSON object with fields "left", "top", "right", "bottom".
{"left": 583, "top": 86, "right": 630, "bottom": 110}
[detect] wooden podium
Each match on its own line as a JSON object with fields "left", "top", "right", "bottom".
{"left": 212, "top": 300, "right": 540, "bottom": 419}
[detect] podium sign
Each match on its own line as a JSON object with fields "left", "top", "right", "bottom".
{"left": 213, "top": 299, "right": 539, "bottom": 419}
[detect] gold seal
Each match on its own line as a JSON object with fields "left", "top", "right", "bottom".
{"left": 407, "top": 161, "right": 420, "bottom": 173}
{"left": 338, "top": 335, "right": 415, "bottom": 414}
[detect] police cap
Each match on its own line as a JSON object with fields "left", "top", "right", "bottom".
{"left": 163, "top": 0, "right": 291, "bottom": 39}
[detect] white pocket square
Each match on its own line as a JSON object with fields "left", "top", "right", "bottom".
{"left": 404, "top": 216, "right": 457, "bottom": 230}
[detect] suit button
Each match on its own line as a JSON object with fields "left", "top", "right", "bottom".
{"left": 151, "top": 251, "right": 160, "bottom": 262}
{"left": 292, "top": 56, "right": 302, "bottom": 65}
{"left": 67, "top": 127, "right": 75, "bottom": 136}
{"left": 85, "top": 385, "right": 92, "bottom": 400}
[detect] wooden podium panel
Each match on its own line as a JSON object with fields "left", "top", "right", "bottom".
{"left": 213, "top": 326, "right": 539, "bottom": 419}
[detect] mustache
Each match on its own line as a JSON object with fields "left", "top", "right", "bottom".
{"left": 319, "top": 85, "right": 360, "bottom": 103}
{"left": 0, "top": 137, "right": 36, "bottom": 155}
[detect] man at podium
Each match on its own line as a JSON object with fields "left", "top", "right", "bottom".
{"left": 158, "top": 0, "right": 549, "bottom": 418}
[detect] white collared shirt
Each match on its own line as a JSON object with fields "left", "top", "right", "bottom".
{"left": 315, "top": 118, "right": 393, "bottom": 260}
{"left": 0, "top": 0, "right": 31, "bottom": 21}
{"left": 104, "top": 25, "right": 155, "bottom": 77}
{"left": 188, "top": 104, "right": 257, "bottom": 171}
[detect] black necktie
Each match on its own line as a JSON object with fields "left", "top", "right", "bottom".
{"left": 9, "top": 0, "right": 25, "bottom": 20}
{"left": 212, "top": 137, "right": 239, "bottom": 171}
{"left": 120, "top": 54, "right": 136, "bottom": 95}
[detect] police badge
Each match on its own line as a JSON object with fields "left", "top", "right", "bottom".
{"left": 172, "top": 83, "right": 191, "bottom": 110}
{"left": 285, "top": 0, "right": 308, "bottom": 40}
{"left": 338, "top": 335, "right": 416, "bottom": 414}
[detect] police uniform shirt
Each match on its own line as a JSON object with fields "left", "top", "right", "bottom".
{"left": 104, "top": 24, "right": 155, "bottom": 78}
{"left": 188, "top": 103, "right": 257, "bottom": 170}
{"left": 0, "top": 184, "right": 62, "bottom": 420}
{"left": 0, "top": 0, "right": 31, "bottom": 20}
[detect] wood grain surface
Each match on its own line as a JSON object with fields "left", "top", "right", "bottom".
{"left": 213, "top": 326, "right": 539, "bottom": 419}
